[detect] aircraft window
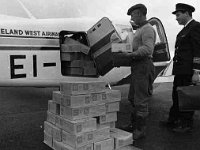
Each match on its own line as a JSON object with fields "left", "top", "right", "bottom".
{"left": 149, "top": 18, "right": 170, "bottom": 62}
{"left": 152, "top": 25, "right": 161, "bottom": 44}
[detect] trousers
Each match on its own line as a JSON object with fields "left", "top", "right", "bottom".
{"left": 128, "top": 58, "right": 155, "bottom": 127}
{"left": 169, "top": 75, "right": 194, "bottom": 125}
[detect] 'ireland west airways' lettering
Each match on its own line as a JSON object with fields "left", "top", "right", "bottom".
{"left": 0, "top": 28, "right": 59, "bottom": 38}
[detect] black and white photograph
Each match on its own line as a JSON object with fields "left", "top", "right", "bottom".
{"left": 0, "top": 0, "right": 200, "bottom": 150}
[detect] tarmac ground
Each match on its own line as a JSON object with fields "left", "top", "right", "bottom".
{"left": 0, "top": 82, "right": 200, "bottom": 150}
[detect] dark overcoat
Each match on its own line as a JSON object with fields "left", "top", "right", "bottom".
{"left": 172, "top": 20, "right": 200, "bottom": 75}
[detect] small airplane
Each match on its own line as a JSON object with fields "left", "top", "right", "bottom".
{"left": 0, "top": 1, "right": 171, "bottom": 87}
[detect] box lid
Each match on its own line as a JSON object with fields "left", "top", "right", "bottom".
{"left": 87, "top": 17, "right": 122, "bottom": 75}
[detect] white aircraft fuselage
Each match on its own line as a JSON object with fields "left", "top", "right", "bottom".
{"left": 0, "top": 17, "right": 170, "bottom": 87}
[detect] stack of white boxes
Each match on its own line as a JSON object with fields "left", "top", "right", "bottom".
{"left": 43, "top": 80, "right": 133, "bottom": 150}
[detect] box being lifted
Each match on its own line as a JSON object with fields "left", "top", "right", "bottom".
{"left": 87, "top": 17, "right": 122, "bottom": 76}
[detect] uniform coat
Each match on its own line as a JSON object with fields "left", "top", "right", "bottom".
{"left": 169, "top": 20, "right": 200, "bottom": 126}
{"left": 173, "top": 20, "right": 200, "bottom": 75}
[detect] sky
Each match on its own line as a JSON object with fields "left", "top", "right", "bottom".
{"left": 0, "top": 0, "right": 200, "bottom": 54}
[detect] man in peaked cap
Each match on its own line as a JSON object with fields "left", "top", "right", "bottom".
{"left": 172, "top": 3, "right": 195, "bottom": 15}
{"left": 160, "top": 3, "right": 200, "bottom": 133}
{"left": 119, "top": 3, "right": 156, "bottom": 140}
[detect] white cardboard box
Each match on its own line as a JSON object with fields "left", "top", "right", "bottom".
{"left": 69, "top": 60, "right": 95, "bottom": 68}
{"left": 52, "top": 91, "right": 62, "bottom": 104}
{"left": 61, "top": 117, "right": 96, "bottom": 134}
{"left": 86, "top": 17, "right": 122, "bottom": 76}
{"left": 53, "top": 140, "right": 94, "bottom": 150}
{"left": 54, "top": 91, "right": 106, "bottom": 108}
{"left": 52, "top": 140, "right": 62, "bottom": 150}
{"left": 60, "top": 81, "right": 106, "bottom": 95}
{"left": 44, "top": 121, "right": 62, "bottom": 142}
{"left": 97, "top": 121, "right": 116, "bottom": 129}
{"left": 110, "top": 128, "right": 133, "bottom": 149}
{"left": 48, "top": 100, "right": 60, "bottom": 115}
{"left": 105, "top": 102, "right": 120, "bottom": 112}
{"left": 60, "top": 104, "right": 106, "bottom": 120}
{"left": 61, "top": 52, "right": 86, "bottom": 61}
{"left": 94, "top": 126, "right": 110, "bottom": 142}
{"left": 44, "top": 131, "right": 53, "bottom": 148}
{"left": 52, "top": 125, "right": 62, "bottom": 142}
{"left": 62, "top": 37, "right": 90, "bottom": 55}
{"left": 61, "top": 44, "right": 82, "bottom": 53}
{"left": 62, "top": 130, "right": 94, "bottom": 148}
{"left": 55, "top": 115, "right": 62, "bottom": 129}
{"left": 93, "top": 138, "right": 114, "bottom": 150}
{"left": 46, "top": 111, "right": 56, "bottom": 125}
{"left": 87, "top": 17, "right": 121, "bottom": 47}
{"left": 105, "top": 90, "right": 121, "bottom": 102}
{"left": 59, "top": 91, "right": 92, "bottom": 107}
{"left": 98, "top": 112, "right": 117, "bottom": 124}
{"left": 111, "top": 43, "right": 132, "bottom": 53}
{"left": 44, "top": 121, "right": 54, "bottom": 135}
{"left": 83, "top": 67, "right": 97, "bottom": 76}
{"left": 90, "top": 92, "right": 107, "bottom": 105}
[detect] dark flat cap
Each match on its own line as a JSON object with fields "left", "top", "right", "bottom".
{"left": 172, "top": 3, "right": 195, "bottom": 14}
{"left": 127, "top": 4, "right": 147, "bottom": 15}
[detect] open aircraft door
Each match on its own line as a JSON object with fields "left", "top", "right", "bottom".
{"left": 148, "top": 17, "right": 171, "bottom": 76}
{"left": 148, "top": 17, "right": 171, "bottom": 62}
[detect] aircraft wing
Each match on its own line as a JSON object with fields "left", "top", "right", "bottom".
{"left": 0, "top": 14, "right": 29, "bottom": 20}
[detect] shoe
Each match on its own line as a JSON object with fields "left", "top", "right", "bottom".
{"left": 133, "top": 129, "right": 146, "bottom": 140}
{"left": 172, "top": 125, "right": 193, "bottom": 133}
{"left": 172, "top": 126, "right": 193, "bottom": 133}
{"left": 119, "top": 124, "right": 133, "bottom": 132}
{"left": 159, "top": 120, "right": 177, "bottom": 128}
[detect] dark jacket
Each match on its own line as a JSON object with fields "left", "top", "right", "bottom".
{"left": 172, "top": 20, "right": 200, "bottom": 75}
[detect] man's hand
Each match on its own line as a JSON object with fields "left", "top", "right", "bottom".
{"left": 119, "top": 52, "right": 136, "bottom": 59}
{"left": 192, "top": 70, "right": 200, "bottom": 84}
